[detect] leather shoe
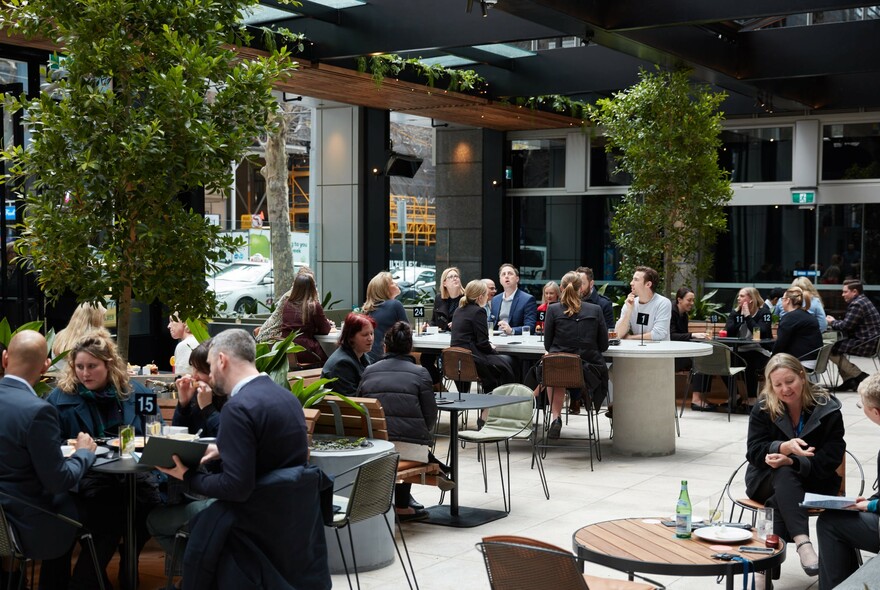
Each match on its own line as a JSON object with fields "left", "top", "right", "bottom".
{"left": 408, "top": 497, "right": 424, "bottom": 510}
{"left": 548, "top": 417, "right": 562, "bottom": 439}
{"left": 396, "top": 508, "right": 429, "bottom": 522}
{"left": 690, "top": 402, "right": 717, "bottom": 412}
{"left": 436, "top": 475, "right": 456, "bottom": 491}
{"left": 836, "top": 377, "right": 859, "bottom": 392}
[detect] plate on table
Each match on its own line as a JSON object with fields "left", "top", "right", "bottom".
{"left": 106, "top": 436, "right": 147, "bottom": 450}
{"left": 61, "top": 445, "right": 110, "bottom": 458}
{"left": 693, "top": 526, "right": 754, "bottom": 543}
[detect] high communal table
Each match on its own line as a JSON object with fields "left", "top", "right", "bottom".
{"left": 316, "top": 333, "right": 710, "bottom": 455}
{"left": 573, "top": 518, "right": 786, "bottom": 590}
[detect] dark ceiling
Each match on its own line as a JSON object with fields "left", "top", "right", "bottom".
{"left": 260, "top": 0, "right": 880, "bottom": 119}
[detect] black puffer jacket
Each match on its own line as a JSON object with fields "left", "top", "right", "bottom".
{"left": 356, "top": 354, "right": 437, "bottom": 446}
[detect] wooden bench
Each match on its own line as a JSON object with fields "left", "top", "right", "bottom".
{"left": 287, "top": 367, "right": 325, "bottom": 388}
{"left": 310, "top": 396, "right": 443, "bottom": 486}
{"left": 303, "top": 408, "right": 320, "bottom": 446}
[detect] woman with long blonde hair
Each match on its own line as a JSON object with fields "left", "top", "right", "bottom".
{"left": 362, "top": 271, "right": 407, "bottom": 362}
{"left": 724, "top": 286, "right": 773, "bottom": 404}
{"left": 540, "top": 272, "right": 609, "bottom": 437}
{"left": 536, "top": 281, "right": 560, "bottom": 333}
{"left": 790, "top": 276, "right": 828, "bottom": 331}
{"left": 772, "top": 287, "right": 823, "bottom": 362}
{"left": 420, "top": 267, "right": 464, "bottom": 387}
{"left": 52, "top": 303, "right": 109, "bottom": 370}
{"left": 745, "top": 353, "right": 844, "bottom": 578}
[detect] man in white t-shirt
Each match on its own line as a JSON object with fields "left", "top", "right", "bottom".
{"left": 614, "top": 266, "right": 671, "bottom": 341}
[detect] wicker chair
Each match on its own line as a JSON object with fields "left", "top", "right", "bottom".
{"left": 536, "top": 353, "right": 602, "bottom": 469}
{"left": 477, "top": 535, "right": 657, "bottom": 590}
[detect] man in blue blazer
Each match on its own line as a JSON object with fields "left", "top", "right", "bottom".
{"left": 491, "top": 263, "right": 537, "bottom": 336}
{"left": 158, "top": 329, "right": 327, "bottom": 588}
{"left": 0, "top": 331, "right": 96, "bottom": 588}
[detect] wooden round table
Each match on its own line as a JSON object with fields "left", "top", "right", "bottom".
{"left": 572, "top": 518, "right": 786, "bottom": 590}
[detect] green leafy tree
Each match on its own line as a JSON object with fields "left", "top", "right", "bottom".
{"left": 0, "top": 0, "right": 296, "bottom": 359}
{"left": 590, "top": 67, "right": 732, "bottom": 296}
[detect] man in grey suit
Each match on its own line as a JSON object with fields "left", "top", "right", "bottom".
{"left": 0, "top": 330, "right": 96, "bottom": 588}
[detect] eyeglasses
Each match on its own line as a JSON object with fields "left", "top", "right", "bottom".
{"left": 446, "top": 274, "right": 459, "bottom": 280}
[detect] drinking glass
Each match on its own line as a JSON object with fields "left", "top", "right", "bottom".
{"left": 608, "top": 329, "right": 618, "bottom": 340}
{"left": 707, "top": 496, "right": 724, "bottom": 530}
{"left": 522, "top": 326, "right": 531, "bottom": 338}
{"left": 146, "top": 415, "right": 163, "bottom": 438}
{"left": 119, "top": 424, "right": 135, "bottom": 458}
{"left": 756, "top": 507, "right": 774, "bottom": 540}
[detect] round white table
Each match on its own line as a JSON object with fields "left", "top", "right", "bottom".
{"left": 310, "top": 438, "right": 396, "bottom": 574}
{"left": 603, "top": 340, "right": 712, "bottom": 456}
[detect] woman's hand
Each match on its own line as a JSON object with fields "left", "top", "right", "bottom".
{"left": 781, "top": 438, "right": 815, "bottom": 457}
{"left": 201, "top": 443, "right": 220, "bottom": 463}
{"left": 195, "top": 382, "right": 214, "bottom": 410}
{"left": 765, "top": 453, "right": 794, "bottom": 468}
{"left": 156, "top": 454, "right": 188, "bottom": 481}
{"left": 851, "top": 496, "right": 869, "bottom": 511}
{"left": 177, "top": 375, "right": 197, "bottom": 406}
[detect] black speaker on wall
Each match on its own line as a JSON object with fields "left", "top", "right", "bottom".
{"left": 384, "top": 153, "right": 423, "bottom": 178}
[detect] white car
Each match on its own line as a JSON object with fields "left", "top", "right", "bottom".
{"left": 209, "top": 261, "right": 274, "bottom": 315}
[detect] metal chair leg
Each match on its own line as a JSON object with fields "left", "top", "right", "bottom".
{"left": 386, "top": 513, "right": 418, "bottom": 590}
{"left": 81, "top": 533, "right": 106, "bottom": 590}
{"left": 333, "top": 528, "right": 353, "bottom": 590}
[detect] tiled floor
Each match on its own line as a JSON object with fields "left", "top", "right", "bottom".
{"left": 334, "top": 359, "right": 878, "bottom": 590}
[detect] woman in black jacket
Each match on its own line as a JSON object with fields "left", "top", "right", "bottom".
{"left": 357, "top": 322, "right": 451, "bottom": 520}
{"left": 745, "top": 354, "right": 844, "bottom": 578}
{"left": 670, "top": 287, "right": 713, "bottom": 411}
{"left": 542, "top": 271, "right": 608, "bottom": 438}
{"left": 320, "top": 313, "right": 375, "bottom": 395}
{"left": 772, "top": 287, "right": 823, "bottom": 363}
{"left": 725, "top": 287, "right": 773, "bottom": 403}
{"left": 420, "top": 267, "right": 464, "bottom": 386}
{"left": 450, "top": 280, "right": 516, "bottom": 393}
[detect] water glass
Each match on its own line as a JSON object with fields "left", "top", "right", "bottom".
{"left": 522, "top": 326, "right": 531, "bottom": 338}
{"left": 119, "top": 425, "right": 135, "bottom": 458}
{"left": 146, "top": 415, "right": 163, "bottom": 438}
{"left": 756, "top": 507, "right": 774, "bottom": 540}
{"left": 707, "top": 496, "right": 724, "bottom": 530}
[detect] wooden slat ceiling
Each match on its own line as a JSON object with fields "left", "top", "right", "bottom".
{"left": 2, "top": 29, "right": 583, "bottom": 131}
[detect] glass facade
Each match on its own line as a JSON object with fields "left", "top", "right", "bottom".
{"left": 589, "top": 135, "right": 632, "bottom": 186}
{"left": 822, "top": 122, "right": 880, "bottom": 180}
{"left": 507, "top": 138, "right": 565, "bottom": 188}
{"left": 719, "top": 127, "right": 793, "bottom": 182}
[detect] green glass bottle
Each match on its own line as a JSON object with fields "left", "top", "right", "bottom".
{"left": 675, "top": 480, "right": 692, "bottom": 539}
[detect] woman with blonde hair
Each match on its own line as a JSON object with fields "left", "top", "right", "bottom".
{"left": 536, "top": 281, "right": 561, "bottom": 333}
{"left": 725, "top": 286, "right": 773, "bottom": 405}
{"left": 450, "top": 280, "right": 515, "bottom": 425}
{"left": 540, "top": 272, "right": 608, "bottom": 437}
{"left": 745, "top": 353, "right": 844, "bottom": 579}
{"left": 47, "top": 332, "right": 160, "bottom": 588}
{"left": 772, "top": 287, "right": 823, "bottom": 363}
{"left": 421, "top": 267, "right": 464, "bottom": 386}
{"left": 51, "top": 303, "right": 109, "bottom": 370}
{"left": 362, "top": 271, "right": 407, "bottom": 362}
{"left": 791, "top": 276, "right": 828, "bottom": 331}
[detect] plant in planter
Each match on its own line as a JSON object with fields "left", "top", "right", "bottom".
{"left": 0, "top": 318, "right": 66, "bottom": 396}
{"left": 186, "top": 319, "right": 363, "bottom": 414}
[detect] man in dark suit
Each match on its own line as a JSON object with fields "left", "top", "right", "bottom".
{"left": 158, "top": 329, "right": 322, "bottom": 588}
{"left": 0, "top": 330, "right": 96, "bottom": 588}
{"left": 490, "top": 263, "right": 537, "bottom": 336}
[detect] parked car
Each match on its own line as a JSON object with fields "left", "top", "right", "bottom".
{"left": 209, "top": 261, "right": 274, "bottom": 315}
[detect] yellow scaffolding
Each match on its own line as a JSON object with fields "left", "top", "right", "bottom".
{"left": 390, "top": 195, "right": 436, "bottom": 246}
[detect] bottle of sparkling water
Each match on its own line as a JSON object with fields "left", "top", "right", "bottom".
{"left": 675, "top": 480, "right": 692, "bottom": 539}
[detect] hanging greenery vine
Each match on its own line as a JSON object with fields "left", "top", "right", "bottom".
{"left": 502, "top": 95, "right": 591, "bottom": 120}
{"left": 356, "top": 54, "right": 485, "bottom": 93}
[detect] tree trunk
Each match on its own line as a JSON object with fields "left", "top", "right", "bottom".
{"left": 261, "top": 108, "right": 295, "bottom": 301}
{"left": 117, "top": 283, "right": 131, "bottom": 361}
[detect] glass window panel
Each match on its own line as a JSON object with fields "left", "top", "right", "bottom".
{"left": 589, "top": 135, "right": 631, "bottom": 187}
{"left": 712, "top": 205, "right": 815, "bottom": 284}
{"left": 817, "top": 204, "right": 863, "bottom": 283}
{"left": 389, "top": 113, "right": 436, "bottom": 300}
{"left": 822, "top": 122, "right": 880, "bottom": 180}
{"left": 507, "top": 138, "right": 565, "bottom": 188}
{"left": 718, "top": 127, "right": 792, "bottom": 182}
{"left": 508, "top": 194, "right": 620, "bottom": 297}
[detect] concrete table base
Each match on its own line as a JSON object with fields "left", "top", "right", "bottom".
{"left": 611, "top": 356, "right": 676, "bottom": 456}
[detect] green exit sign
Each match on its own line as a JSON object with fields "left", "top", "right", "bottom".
{"left": 792, "top": 191, "right": 815, "bottom": 204}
